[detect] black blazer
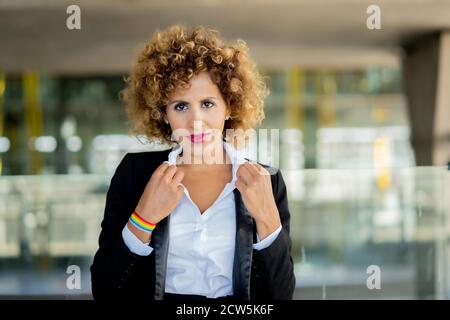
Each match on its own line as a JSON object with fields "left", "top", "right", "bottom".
{"left": 90, "top": 148, "right": 296, "bottom": 300}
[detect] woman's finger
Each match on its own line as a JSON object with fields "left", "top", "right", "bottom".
{"left": 153, "top": 161, "right": 171, "bottom": 178}
{"left": 237, "top": 165, "right": 253, "bottom": 185}
{"left": 246, "top": 161, "right": 268, "bottom": 177}
{"left": 241, "top": 162, "right": 258, "bottom": 177}
{"left": 163, "top": 165, "right": 178, "bottom": 183}
{"left": 176, "top": 184, "right": 185, "bottom": 198}
{"left": 171, "top": 170, "right": 185, "bottom": 185}
{"left": 235, "top": 177, "right": 246, "bottom": 190}
{"left": 244, "top": 162, "right": 261, "bottom": 177}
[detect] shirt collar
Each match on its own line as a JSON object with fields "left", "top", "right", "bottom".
{"left": 166, "top": 140, "right": 248, "bottom": 183}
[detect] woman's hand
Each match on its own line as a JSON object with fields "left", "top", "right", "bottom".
{"left": 134, "top": 161, "right": 185, "bottom": 225}
{"left": 235, "top": 162, "right": 282, "bottom": 241}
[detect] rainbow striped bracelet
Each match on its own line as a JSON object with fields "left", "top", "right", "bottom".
{"left": 129, "top": 211, "right": 157, "bottom": 233}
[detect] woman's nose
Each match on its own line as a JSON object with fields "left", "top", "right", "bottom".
{"left": 188, "top": 108, "right": 205, "bottom": 129}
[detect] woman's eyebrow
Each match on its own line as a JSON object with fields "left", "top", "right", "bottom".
{"left": 168, "top": 97, "right": 218, "bottom": 105}
{"left": 202, "top": 96, "right": 218, "bottom": 101}
{"left": 168, "top": 99, "right": 188, "bottom": 105}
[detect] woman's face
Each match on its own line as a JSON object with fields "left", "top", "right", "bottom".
{"left": 164, "top": 71, "right": 230, "bottom": 160}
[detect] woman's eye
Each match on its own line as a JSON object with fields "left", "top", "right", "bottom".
{"left": 174, "top": 103, "right": 188, "bottom": 111}
{"left": 203, "top": 101, "right": 215, "bottom": 108}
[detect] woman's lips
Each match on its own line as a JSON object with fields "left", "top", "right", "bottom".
{"left": 189, "top": 132, "right": 211, "bottom": 143}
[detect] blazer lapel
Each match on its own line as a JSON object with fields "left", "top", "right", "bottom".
{"left": 152, "top": 147, "right": 174, "bottom": 300}
{"left": 152, "top": 214, "right": 171, "bottom": 300}
{"left": 232, "top": 188, "right": 254, "bottom": 300}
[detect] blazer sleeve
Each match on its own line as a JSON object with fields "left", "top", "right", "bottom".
{"left": 90, "top": 153, "right": 147, "bottom": 300}
{"left": 251, "top": 169, "right": 296, "bottom": 300}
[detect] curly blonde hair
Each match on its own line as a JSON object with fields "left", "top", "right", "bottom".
{"left": 121, "top": 24, "right": 268, "bottom": 147}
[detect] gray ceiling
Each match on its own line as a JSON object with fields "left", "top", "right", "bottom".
{"left": 1, "top": 0, "right": 449, "bottom": 73}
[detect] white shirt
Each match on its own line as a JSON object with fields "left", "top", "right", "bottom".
{"left": 122, "top": 140, "right": 282, "bottom": 298}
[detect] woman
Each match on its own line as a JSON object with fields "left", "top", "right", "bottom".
{"left": 90, "top": 25, "right": 295, "bottom": 300}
